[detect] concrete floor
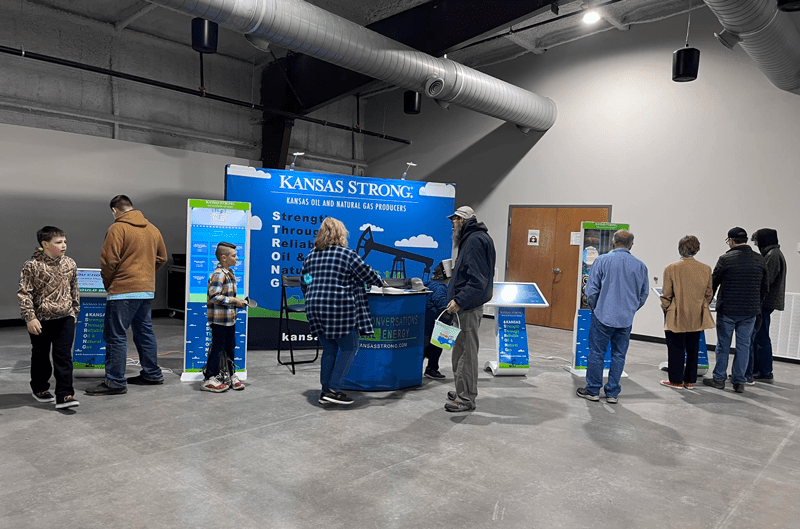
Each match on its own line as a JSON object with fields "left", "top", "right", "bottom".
{"left": 1, "top": 318, "right": 799, "bottom": 529}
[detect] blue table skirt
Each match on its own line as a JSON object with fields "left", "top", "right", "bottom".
{"left": 342, "top": 292, "right": 426, "bottom": 391}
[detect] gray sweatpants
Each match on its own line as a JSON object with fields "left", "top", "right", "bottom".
{"left": 451, "top": 305, "right": 483, "bottom": 407}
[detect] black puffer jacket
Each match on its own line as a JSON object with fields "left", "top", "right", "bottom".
{"left": 754, "top": 229, "right": 787, "bottom": 311}
{"left": 447, "top": 219, "right": 496, "bottom": 311}
{"left": 712, "top": 245, "right": 768, "bottom": 317}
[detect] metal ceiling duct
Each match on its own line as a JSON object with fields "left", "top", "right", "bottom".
{"left": 703, "top": 0, "right": 800, "bottom": 94}
{"left": 147, "top": 0, "right": 557, "bottom": 132}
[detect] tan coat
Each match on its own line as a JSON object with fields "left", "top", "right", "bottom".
{"left": 660, "top": 257, "right": 715, "bottom": 332}
{"left": 101, "top": 210, "right": 167, "bottom": 294}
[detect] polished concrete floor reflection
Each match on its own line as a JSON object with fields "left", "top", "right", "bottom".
{"left": 1, "top": 317, "right": 799, "bottom": 529}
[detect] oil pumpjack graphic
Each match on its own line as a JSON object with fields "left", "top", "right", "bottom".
{"left": 356, "top": 227, "right": 434, "bottom": 281}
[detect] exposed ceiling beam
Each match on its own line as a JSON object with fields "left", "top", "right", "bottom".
{"left": 115, "top": 2, "right": 159, "bottom": 32}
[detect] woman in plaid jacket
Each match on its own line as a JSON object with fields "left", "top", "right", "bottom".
{"left": 301, "top": 217, "right": 384, "bottom": 406}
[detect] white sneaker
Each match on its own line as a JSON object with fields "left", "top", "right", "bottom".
{"left": 229, "top": 374, "right": 245, "bottom": 391}
{"left": 201, "top": 375, "right": 229, "bottom": 393}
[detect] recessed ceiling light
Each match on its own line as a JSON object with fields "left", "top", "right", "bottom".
{"left": 583, "top": 10, "right": 601, "bottom": 24}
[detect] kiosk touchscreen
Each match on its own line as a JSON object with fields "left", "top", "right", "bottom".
{"left": 74, "top": 268, "right": 107, "bottom": 377}
{"left": 484, "top": 282, "right": 549, "bottom": 376}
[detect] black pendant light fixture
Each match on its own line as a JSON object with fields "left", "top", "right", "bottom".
{"left": 778, "top": 0, "right": 800, "bottom": 11}
{"left": 673, "top": 0, "right": 700, "bottom": 82}
{"left": 404, "top": 90, "right": 421, "bottom": 114}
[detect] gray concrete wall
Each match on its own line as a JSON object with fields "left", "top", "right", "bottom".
{"left": 364, "top": 7, "right": 800, "bottom": 341}
{"left": 0, "top": 0, "right": 261, "bottom": 160}
{"left": 2, "top": 123, "right": 247, "bottom": 320}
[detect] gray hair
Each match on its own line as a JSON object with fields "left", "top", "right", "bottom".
{"left": 612, "top": 230, "right": 634, "bottom": 249}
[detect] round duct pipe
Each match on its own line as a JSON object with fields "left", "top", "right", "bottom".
{"left": 192, "top": 18, "right": 218, "bottom": 54}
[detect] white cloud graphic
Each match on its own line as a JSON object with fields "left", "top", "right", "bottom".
{"left": 227, "top": 165, "right": 271, "bottom": 179}
{"left": 250, "top": 215, "right": 263, "bottom": 231}
{"left": 359, "top": 223, "right": 384, "bottom": 232}
{"left": 395, "top": 234, "right": 438, "bottom": 248}
{"left": 419, "top": 182, "right": 455, "bottom": 198}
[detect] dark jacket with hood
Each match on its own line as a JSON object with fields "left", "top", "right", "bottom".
{"left": 447, "top": 218, "right": 496, "bottom": 312}
{"left": 712, "top": 244, "right": 768, "bottom": 317}
{"left": 754, "top": 228, "right": 786, "bottom": 311}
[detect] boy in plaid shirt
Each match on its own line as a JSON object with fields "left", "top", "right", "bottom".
{"left": 202, "top": 242, "right": 248, "bottom": 392}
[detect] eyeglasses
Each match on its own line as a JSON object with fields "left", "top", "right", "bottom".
{"left": 724, "top": 237, "right": 730, "bottom": 244}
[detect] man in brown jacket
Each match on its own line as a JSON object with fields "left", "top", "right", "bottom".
{"left": 86, "top": 195, "right": 167, "bottom": 396}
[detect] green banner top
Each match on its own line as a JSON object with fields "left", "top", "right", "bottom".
{"left": 189, "top": 199, "right": 250, "bottom": 210}
{"left": 582, "top": 222, "right": 629, "bottom": 230}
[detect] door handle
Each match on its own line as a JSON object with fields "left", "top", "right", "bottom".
{"left": 553, "top": 268, "right": 561, "bottom": 275}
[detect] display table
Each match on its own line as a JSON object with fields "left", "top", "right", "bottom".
{"left": 341, "top": 290, "right": 426, "bottom": 391}
{"left": 484, "top": 282, "right": 549, "bottom": 376}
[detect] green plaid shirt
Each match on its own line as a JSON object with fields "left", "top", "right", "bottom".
{"left": 207, "top": 265, "right": 238, "bottom": 326}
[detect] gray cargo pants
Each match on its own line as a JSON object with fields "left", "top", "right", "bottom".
{"left": 451, "top": 305, "right": 483, "bottom": 408}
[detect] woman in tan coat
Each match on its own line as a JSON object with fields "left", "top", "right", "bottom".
{"left": 660, "top": 235, "right": 715, "bottom": 389}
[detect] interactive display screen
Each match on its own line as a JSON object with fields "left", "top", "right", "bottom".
{"left": 487, "top": 282, "right": 549, "bottom": 307}
{"left": 77, "top": 268, "right": 106, "bottom": 296}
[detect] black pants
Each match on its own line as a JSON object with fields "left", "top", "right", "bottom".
{"left": 205, "top": 324, "right": 236, "bottom": 378}
{"left": 423, "top": 342, "right": 442, "bottom": 372}
{"left": 29, "top": 316, "right": 75, "bottom": 399}
{"left": 665, "top": 330, "right": 701, "bottom": 384}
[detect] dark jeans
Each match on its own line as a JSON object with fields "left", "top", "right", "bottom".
{"left": 29, "top": 316, "right": 75, "bottom": 399}
{"left": 665, "top": 330, "right": 701, "bottom": 385}
{"left": 423, "top": 342, "right": 442, "bottom": 372}
{"left": 585, "top": 317, "right": 631, "bottom": 398}
{"left": 103, "top": 298, "right": 161, "bottom": 387}
{"left": 205, "top": 324, "right": 236, "bottom": 378}
{"left": 751, "top": 308, "right": 774, "bottom": 378}
{"left": 317, "top": 328, "right": 360, "bottom": 393}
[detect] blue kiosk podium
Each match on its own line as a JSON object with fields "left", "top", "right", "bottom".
{"left": 484, "top": 282, "right": 549, "bottom": 376}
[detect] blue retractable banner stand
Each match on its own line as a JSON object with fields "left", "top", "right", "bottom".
{"left": 181, "top": 199, "right": 251, "bottom": 382}
{"left": 225, "top": 165, "right": 455, "bottom": 350}
{"left": 73, "top": 268, "right": 107, "bottom": 377}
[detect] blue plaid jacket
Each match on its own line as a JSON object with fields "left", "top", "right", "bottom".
{"left": 207, "top": 265, "right": 238, "bottom": 326}
{"left": 300, "top": 245, "right": 384, "bottom": 338}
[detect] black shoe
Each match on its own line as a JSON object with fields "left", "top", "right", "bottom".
{"left": 321, "top": 391, "right": 354, "bottom": 405}
{"left": 32, "top": 390, "right": 55, "bottom": 403}
{"left": 55, "top": 395, "right": 80, "bottom": 409}
{"left": 702, "top": 378, "right": 725, "bottom": 390}
{"left": 446, "top": 390, "right": 457, "bottom": 401}
{"left": 753, "top": 374, "right": 774, "bottom": 383}
{"left": 424, "top": 370, "right": 446, "bottom": 379}
{"left": 85, "top": 382, "right": 127, "bottom": 396}
{"left": 576, "top": 388, "right": 600, "bottom": 401}
{"left": 127, "top": 375, "right": 164, "bottom": 385}
{"left": 733, "top": 383, "right": 744, "bottom": 393}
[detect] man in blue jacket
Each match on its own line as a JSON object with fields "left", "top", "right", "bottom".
{"left": 423, "top": 262, "right": 450, "bottom": 380}
{"left": 577, "top": 230, "right": 649, "bottom": 404}
{"left": 444, "top": 206, "right": 496, "bottom": 412}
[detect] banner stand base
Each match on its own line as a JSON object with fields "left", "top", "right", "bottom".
{"left": 484, "top": 361, "right": 529, "bottom": 376}
{"left": 568, "top": 368, "right": 628, "bottom": 378}
{"left": 74, "top": 369, "right": 105, "bottom": 378}
{"left": 181, "top": 370, "right": 248, "bottom": 382}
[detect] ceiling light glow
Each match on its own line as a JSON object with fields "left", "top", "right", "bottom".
{"left": 583, "top": 10, "right": 601, "bottom": 24}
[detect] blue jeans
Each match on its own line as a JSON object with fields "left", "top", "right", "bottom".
{"left": 103, "top": 299, "right": 161, "bottom": 387}
{"left": 317, "top": 328, "right": 360, "bottom": 393}
{"left": 753, "top": 308, "right": 774, "bottom": 377}
{"left": 714, "top": 314, "right": 755, "bottom": 385}
{"left": 585, "top": 317, "right": 631, "bottom": 399}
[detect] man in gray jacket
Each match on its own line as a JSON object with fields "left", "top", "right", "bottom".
{"left": 748, "top": 228, "right": 786, "bottom": 383}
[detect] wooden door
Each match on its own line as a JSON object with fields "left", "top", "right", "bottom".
{"left": 506, "top": 206, "right": 610, "bottom": 330}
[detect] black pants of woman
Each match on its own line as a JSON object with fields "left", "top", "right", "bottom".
{"left": 665, "top": 330, "right": 701, "bottom": 385}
